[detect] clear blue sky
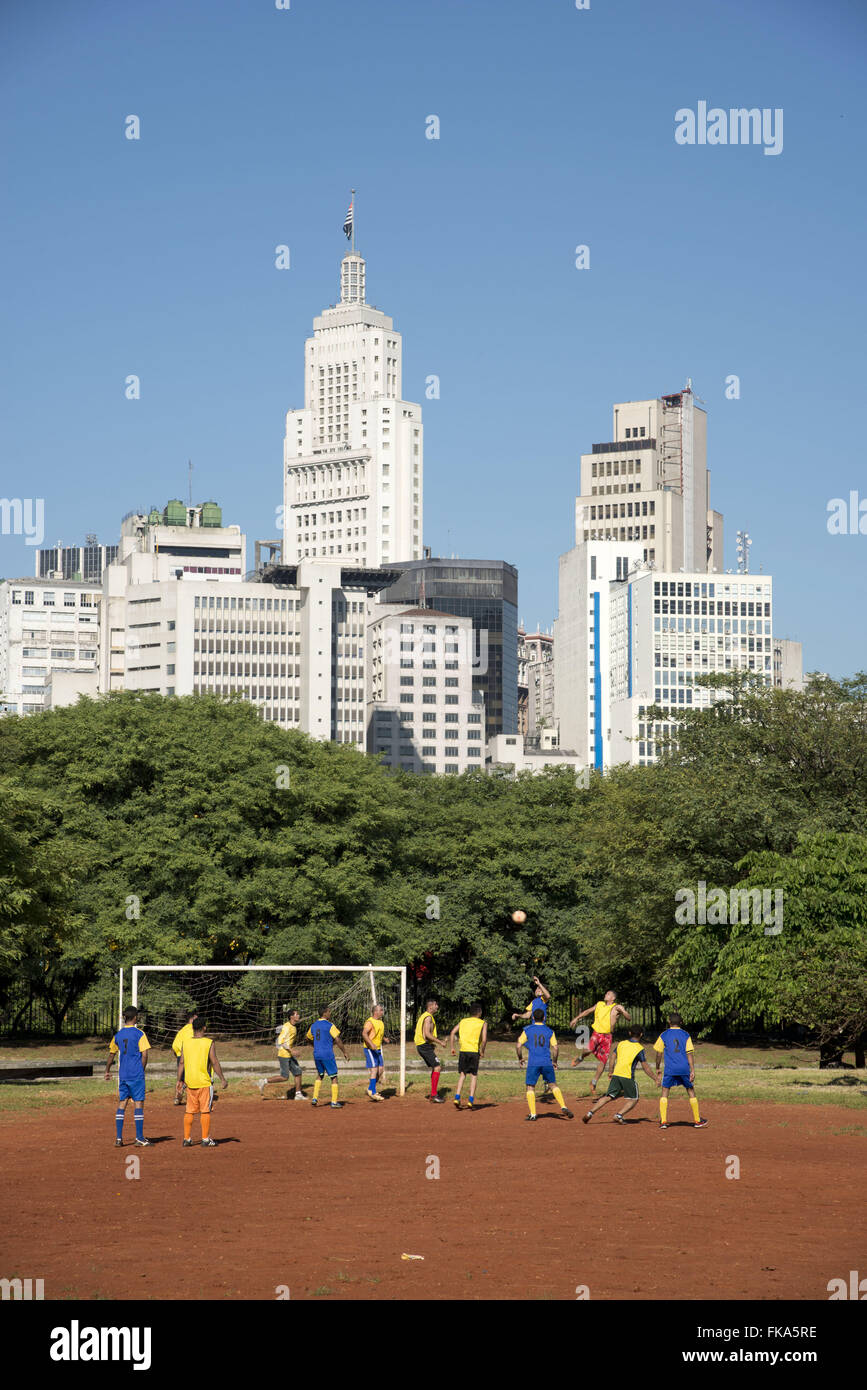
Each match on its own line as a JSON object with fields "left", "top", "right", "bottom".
{"left": 2, "top": 0, "right": 865, "bottom": 676}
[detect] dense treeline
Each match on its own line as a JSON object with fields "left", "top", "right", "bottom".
{"left": 1, "top": 674, "right": 866, "bottom": 1058}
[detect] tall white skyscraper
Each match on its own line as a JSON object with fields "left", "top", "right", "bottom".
{"left": 282, "top": 250, "right": 423, "bottom": 569}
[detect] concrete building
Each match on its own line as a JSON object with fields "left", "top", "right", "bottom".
{"left": 487, "top": 733, "right": 587, "bottom": 778}
{"left": 282, "top": 251, "right": 423, "bottom": 569}
{"left": 379, "top": 558, "right": 518, "bottom": 743}
{"left": 773, "top": 637, "right": 804, "bottom": 691}
{"left": 367, "top": 607, "right": 484, "bottom": 774}
{"left": 36, "top": 539, "right": 118, "bottom": 583}
{"left": 519, "top": 627, "right": 555, "bottom": 736}
{"left": 0, "top": 578, "right": 100, "bottom": 716}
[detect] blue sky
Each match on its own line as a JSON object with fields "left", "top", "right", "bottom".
{"left": 2, "top": 0, "right": 865, "bottom": 675}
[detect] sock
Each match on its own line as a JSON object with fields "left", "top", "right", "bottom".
{"left": 690, "top": 1097, "right": 701, "bottom": 1123}
{"left": 526, "top": 1088, "right": 537, "bottom": 1117}
{"left": 552, "top": 1086, "right": 566, "bottom": 1109}
{"left": 430, "top": 1069, "right": 440, "bottom": 1097}
{"left": 134, "top": 1107, "right": 144, "bottom": 1141}
{"left": 331, "top": 1082, "right": 339, "bottom": 1104}
{"left": 660, "top": 1097, "right": 668, "bottom": 1123}
{"left": 184, "top": 1114, "right": 193, "bottom": 1140}
{"left": 313, "top": 1077, "right": 322, "bottom": 1101}
{"left": 115, "top": 1108, "right": 125, "bottom": 1140}
{"left": 454, "top": 1092, "right": 461, "bottom": 1103}
{"left": 368, "top": 1078, "right": 377, "bottom": 1095}
{"left": 201, "top": 1113, "right": 211, "bottom": 1139}
{"left": 468, "top": 1094, "right": 475, "bottom": 1105}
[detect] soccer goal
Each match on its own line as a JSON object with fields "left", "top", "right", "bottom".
{"left": 130, "top": 964, "right": 408, "bottom": 1094}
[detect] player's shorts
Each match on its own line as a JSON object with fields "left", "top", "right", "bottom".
{"left": 278, "top": 1056, "right": 303, "bottom": 1079}
{"left": 662, "top": 1071, "right": 692, "bottom": 1089}
{"left": 416, "top": 1043, "right": 439, "bottom": 1070}
{"left": 118, "top": 1078, "right": 145, "bottom": 1104}
{"left": 606, "top": 1075, "right": 638, "bottom": 1101}
{"left": 313, "top": 1054, "right": 338, "bottom": 1078}
{"left": 458, "top": 1050, "right": 480, "bottom": 1076}
{"left": 588, "top": 1031, "right": 612, "bottom": 1062}
{"left": 525, "top": 1062, "right": 556, "bottom": 1087}
{"left": 364, "top": 1048, "right": 384, "bottom": 1069}
{"left": 185, "top": 1085, "right": 212, "bottom": 1114}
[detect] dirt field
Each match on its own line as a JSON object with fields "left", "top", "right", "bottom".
{"left": 1, "top": 1089, "right": 864, "bottom": 1302}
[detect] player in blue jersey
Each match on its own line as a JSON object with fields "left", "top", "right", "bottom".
{"left": 515, "top": 1008, "right": 573, "bottom": 1121}
{"left": 306, "top": 1005, "right": 351, "bottom": 1109}
{"left": 104, "top": 1005, "right": 151, "bottom": 1147}
{"left": 512, "top": 977, "right": 555, "bottom": 1101}
{"left": 653, "top": 1012, "right": 708, "bottom": 1129}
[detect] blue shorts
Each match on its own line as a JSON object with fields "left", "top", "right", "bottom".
{"left": 663, "top": 1071, "right": 692, "bottom": 1089}
{"left": 364, "top": 1048, "right": 384, "bottom": 1069}
{"left": 314, "top": 1055, "right": 338, "bottom": 1078}
{"left": 525, "top": 1062, "right": 556, "bottom": 1087}
{"left": 118, "top": 1078, "right": 145, "bottom": 1104}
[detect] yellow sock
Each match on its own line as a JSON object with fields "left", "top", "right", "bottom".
{"left": 313, "top": 1077, "right": 321, "bottom": 1101}
{"left": 201, "top": 1113, "right": 211, "bottom": 1139}
{"left": 331, "top": 1082, "right": 339, "bottom": 1104}
{"left": 527, "top": 1088, "right": 537, "bottom": 1116}
{"left": 689, "top": 1097, "right": 700, "bottom": 1123}
{"left": 184, "top": 1114, "right": 193, "bottom": 1140}
{"left": 552, "top": 1086, "right": 566, "bottom": 1108}
{"left": 660, "top": 1097, "right": 668, "bottom": 1124}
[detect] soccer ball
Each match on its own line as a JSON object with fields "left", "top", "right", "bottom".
{"left": 511, "top": 909, "right": 527, "bottom": 924}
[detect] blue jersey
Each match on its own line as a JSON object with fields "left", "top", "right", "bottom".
{"left": 527, "top": 997, "right": 548, "bottom": 1022}
{"left": 112, "top": 1026, "right": 148, "bottom": 1083}
{"left": 655, "top": 1027, "right": 693, "bottom": 1073}
{"left": 522, "top": 1021, "right": 554, "bottom": 1057}
{"left": 309, "top": 1019, "right": 339, "bottom": 1058}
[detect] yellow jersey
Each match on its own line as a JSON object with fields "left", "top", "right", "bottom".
{"left": 182, "top": 1036, "right": 214, "bottom": 1090}
{"left": 612, "top": 1038, "right": 645, "bottom": 1079}
{"left": 592, "top": 1000, "right": 616, "bottom": 1034}
{"left": 277, "top": 1021, "right": 297, "bottom": 1058}
{"left": 457, "top": 1017, "right": 485, "bottom": 1053}
{"left": 171, "top": 1022, "right": 195, "bottom": 1058}
{"left": 364, "top": 1017, "right": 385, "bottom": 1050}
{"left": 414, "top": 1011, "right": 437, "bottom": 1046}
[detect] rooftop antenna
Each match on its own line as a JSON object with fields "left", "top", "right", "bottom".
{"left": 188, "top": 459, "right": 193, "bottom": 507}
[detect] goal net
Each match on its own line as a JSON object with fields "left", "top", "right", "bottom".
{"left": 130, "top": 964, "right": 407, "bottom": 1093}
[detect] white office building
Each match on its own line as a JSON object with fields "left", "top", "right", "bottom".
{"left": 367, "top": 607, "right": 484, "bottom": 774}
{"left": 487, "top": 733, "right": 587, "bottom": 778}
{"left": 773, "top": 638, "right": 804, "bottom": 691}
{"left": 282, "top": 251, "right": 423, "bottom": 570}
{"left": 0, "top": 578, "right": 100, "bottom": 716}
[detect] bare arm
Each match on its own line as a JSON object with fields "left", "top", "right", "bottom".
{"left": 210, "top": 1042, "right": 227, "bottom": 1088}
{"left": 569, "top": 1006, "right": 594, "bottom": 1026}
{"left": 533, "top": 977, "right": 551, "bottom": 1003}
{"left": 616, "top": 1004, "right": 631, "bottom": 1023}
{"left": 480, "top": 1022, "right": 488, "bottom": 1057}
{"left": 641, "top": 1059, "right": 660, "bottom": 1085}
{"left": 448, "top": 1024, "right": 459, "bottom": 1054}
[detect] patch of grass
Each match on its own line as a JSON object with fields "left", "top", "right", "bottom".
{"left": 311, "top": 1286, "right": 332, "bottom": 1297}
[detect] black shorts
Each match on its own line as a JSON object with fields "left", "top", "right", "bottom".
{"left": 417, "top": 1043, "right": 439, "bottom": 1070}
{"left": 458, "top": 1051, "right": 480, "bottom": 1076}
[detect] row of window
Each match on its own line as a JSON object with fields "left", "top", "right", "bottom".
{"left": 11, "top": 590, "right": 96, "bottom": 607}
{"left": 591, "top": 457, "right": 643, "bottom": 479}
{"left": 590, "top": 500, "right": 656, "bottom": 519}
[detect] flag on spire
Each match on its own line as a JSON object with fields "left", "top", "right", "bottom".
{"left": 343, "top": 196, "right": 354, "bottom": 240}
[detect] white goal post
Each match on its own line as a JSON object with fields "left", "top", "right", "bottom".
{"left": 130, "top": 963, "right": 408, "bottom": 1095}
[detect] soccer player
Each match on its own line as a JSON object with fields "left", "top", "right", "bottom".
{"left": 362, "top": 1003, "right": 390, "bottom": 1102}
{"left": 258, "top": 1008, "right": 307, "bottom": 1101}
{"left": 653, "top": 1011, "right": 708, "bottom": 1129}
{"left": 516, "top": 1008, "right": 573, "bottom": 1121}
{"left": 105, "top": 1005, "right": 151, "bottom": 1147}
{"left": 306, "top": 1006, "right": 350, "bottom": 1109}
{"left": 582, "top": 1025, "right": 659, "bottom": 1124}
{"left": 171, "top": 1010, "right": 198, "bottom": 1106}
{"left": 449, "top": 1004, "right": 487, "bottom": 1110}
{"left": 570, "top": 990, "right": 631, "bottom": 1093}
{"left": 414, "top": 998, "right": 444, "bottom": 1103}
{"left": 512, "top": 977, "right": 555, "bottom": 1101}
{"left": 180, "top": 1018, "right": 227, "bottom": 1147}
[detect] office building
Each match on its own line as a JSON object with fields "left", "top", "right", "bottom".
{"left": 0, "top": 578, "right": 100, "bottom": 716}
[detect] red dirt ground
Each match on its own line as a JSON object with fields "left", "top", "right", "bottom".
{"left": 0, "top": 1095, "right": 863, "bottom": 1301}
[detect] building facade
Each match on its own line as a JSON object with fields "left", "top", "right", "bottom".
{"left": 35, "top": 540, "right": 118, "bottom": 583}
{"left": 0, "top": 578, "right": 100, "bottom": 716}
{"left": 773, "top": 637, "right": 804, "bottom": 690}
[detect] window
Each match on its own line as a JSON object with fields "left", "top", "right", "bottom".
{"left": 399, "top": 693, "right": 414, "bottom": 704}
{"left": 43, "top": 592, "right": 55, "bottom": 606}
{"left": 50, "top": 648, "right": 75, "bottom": 660}
{"left": 11, "top": 590, "right": 21, "bottom": 605}
{"left": 64, "top": 593, "right": 75, "bottom": 607}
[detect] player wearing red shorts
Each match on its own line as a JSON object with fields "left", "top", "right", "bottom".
{"left": 569, "top": 991, "right": 630, "bottom": 1094}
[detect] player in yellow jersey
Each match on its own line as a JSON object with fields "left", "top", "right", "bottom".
{"left": 414, "top": 999, "right": 444, "bottom": 1102}
{"left": 448, "top": 1004, "right": 487, "bottom": 1109}
{"left": 362, "top": 1003, "right": 390, "bottom": 1101}
{"left": 570, "top": 990, "right": 631, "bottom": 1093}
{"left": 581, "top": 1026, "right": 659, "bottom": 1124}
{"left": 170, "top": 1010, "right": 198, "bottom": 1106}
{"left": 257, "top": 1007, "right": 307, "bottom": 1101}
{"left": 179, "top": 1018, "right": 227, "bottom": 1148}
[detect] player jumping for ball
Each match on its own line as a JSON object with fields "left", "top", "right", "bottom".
{"left": 512, "top": 977, "right": 555, "bottom": 1100}
{"left": 414, "top": 999, "right": 445, "bottom": 1103}
{"left": 570, "top": 990, "right": 631, "bottom": 1094}
{"left": 180, "top": 1018, "right": 228, "bottom": 1147}
{"left": 582, "top": 1025, "right": 659, "bottom": 1124}
{"left": 258, "top": 1008, "right": 307, "bottom": 1101}
{"left": 653, "top": 1012, "right": 708, "bottom": 1129}
{"left": 516, "top": 1008, "right": 573, "bottom": 1121}
{"left": 105, "top": 1005, "right": 151, "bottom": 1147}
{"left": 171, "top": 1010, "right": 198, "bottom": 1106}
{"left": 449, "top": 1003, "right": 487, "bottom": 1110}
{"left": 362, "top": 1003, "right": 390, "bottom": 1101}
{"left": 307, "top": 1006, "right": 350, "bottom": 1109}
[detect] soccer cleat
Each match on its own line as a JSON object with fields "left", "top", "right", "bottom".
{"left": 612, "top": 1114, "right": 625, "bottom": 1124}
{"left": 453, "top": 1098, "right": 462, "bottom": 1109}
{"left": 310, "top": 1098, "right": 318, "bottom": 1106}
{"left": 525, "top": 1113, "right": 537, "bottom": 1121}
{"left": 135, "top": 1138, "right": 151, "bottom": 1147}
{"left": 173, "top": 1096, "right": 185, "bottom": 1106}
{"left": 201, "top": 1138, "right": 217, "bottom": 1147}
{"left": 428, "top": 1094, "right": 445, "bottom": 1104}
{"left": 582, "top": 1112, "right": 593, "bottom": 1124}
{"left": 659, "top": 1122, "right": 669, "bottom": 1130}
{"left": 694, "top": 1118, "right": 709, "bottom": 1128}
{"left": 561, "top": 1108, "right": 574, "bottom": 1119}
{"left": 182, "top": 1138, "right": 193, "bottom": 1147}
{"left": 330, "top": 1102, "right": 344, "bottom": 1109}
{"left": 367, "top": 1092, "right": 384, "bottom": 1102}
{"left": 257, "top": 1079, "right": 267, "bottom": 1096}
{"left": 294, "top": 1092, "right": 308, "bottom": 1101}
{"left": 115, "top": 1138, "right": 123, "bottom": 1147}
